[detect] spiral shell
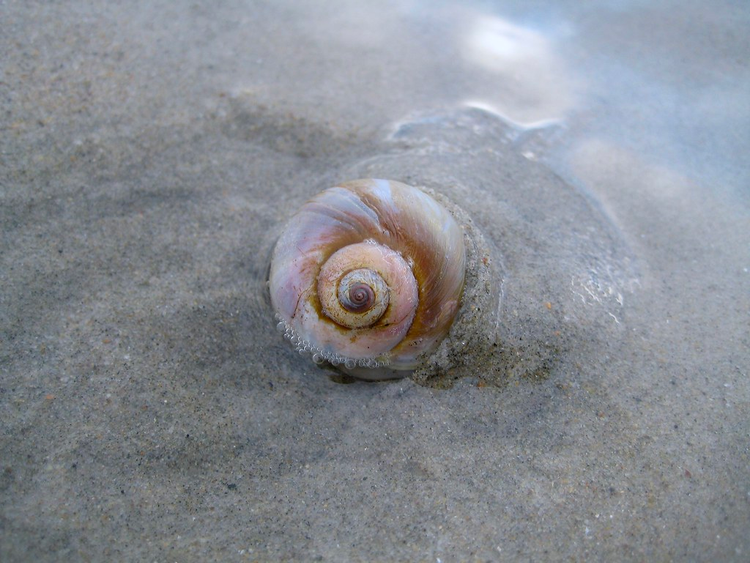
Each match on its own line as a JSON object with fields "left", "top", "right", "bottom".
{"left": 269, "top": 179, "right": 466, "bottom": 380}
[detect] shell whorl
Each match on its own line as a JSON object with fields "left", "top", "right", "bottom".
{"left": 316, "top": 240, "right": 418, "bottom": 339}
{"left": 269, "top": 179, "right": 466, "bottom": 379}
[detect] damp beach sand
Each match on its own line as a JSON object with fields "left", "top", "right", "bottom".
{"left": 1, "top": 1, "right": 749, "bottom": 561}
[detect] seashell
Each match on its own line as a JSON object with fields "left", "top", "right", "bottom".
{"left": 269, "top": 179, "right": 466, "bottom": 380}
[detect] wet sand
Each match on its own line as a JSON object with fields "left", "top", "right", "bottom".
{"left": 2, "top": 1, "right": 748, "bottom": 561}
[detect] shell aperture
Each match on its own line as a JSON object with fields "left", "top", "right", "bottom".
{"left": 269, "top": 179, "right": 466, "bottom": 379}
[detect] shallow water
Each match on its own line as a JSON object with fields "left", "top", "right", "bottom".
{"left": 2, "top": 0, "right": 748, "bottom": 560}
